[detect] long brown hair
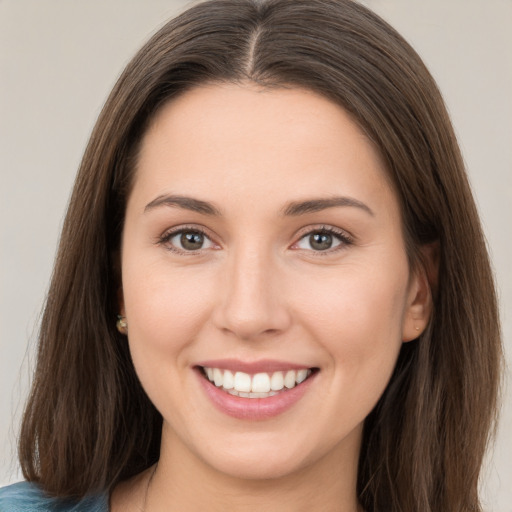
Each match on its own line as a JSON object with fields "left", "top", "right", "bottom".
{"left": 19, "top": 1, "right": 502, "bottom": 510}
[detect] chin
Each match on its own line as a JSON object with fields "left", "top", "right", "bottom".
{"left": 203, "top": 448, "right": 311, "bottom": 481}
{"left": 194, "top": 427, "right": 349, "bottom": 482}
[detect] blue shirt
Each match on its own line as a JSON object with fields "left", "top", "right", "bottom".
{"left": 0, "top": 482, "right": 108, "bottom": 511}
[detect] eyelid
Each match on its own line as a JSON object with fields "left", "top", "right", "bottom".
{"left": 156, "top": 224, "right": 221, "bottom": 254}
{"left": 290, "top": 224, "right": 354, "bottom": 252}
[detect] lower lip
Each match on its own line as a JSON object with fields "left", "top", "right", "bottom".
{"left": 195, "top": 369, "right": 318, "bottom": 421}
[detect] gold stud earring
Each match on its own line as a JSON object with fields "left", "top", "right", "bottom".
{"left": 116, "top": 315, "right": 128, "bottom": 335}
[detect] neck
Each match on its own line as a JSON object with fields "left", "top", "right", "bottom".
{"left": 146, "top": 422, "right": 362, "bottom": 512}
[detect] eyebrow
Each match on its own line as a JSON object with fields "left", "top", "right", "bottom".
{"left": 144, "top": 194, "right": 222, "bottom": 215}
{"left": 144, "top": 194, "right": 374, "bottom": 217}
{"left": 282, "top": 197, "right": 374, "bottom": 217}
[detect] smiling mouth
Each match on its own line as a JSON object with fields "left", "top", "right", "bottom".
{"left": 199, "top": 366, "right": 319, "bottom": 398}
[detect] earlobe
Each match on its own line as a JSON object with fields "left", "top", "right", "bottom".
{"left": 402, "top": 278, "right": 431, "bottom": 342}
{"left": 402, "top": 243, "right": 438, "bottom": 342}
{"left": 402, "top": 270, "right": 432, "bottom": 342}
{"left": 116, "top": 315, "right": 128, "bottom": 335}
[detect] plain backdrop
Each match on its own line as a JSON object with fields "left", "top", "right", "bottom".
{"left": 1, "top": 0, "right": 511, "bottom": 510}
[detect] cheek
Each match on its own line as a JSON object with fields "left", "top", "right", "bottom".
{"left": 120, "top": 262, "right": 220, "bottom": 421}
{"left": 121, "top": 254, "right": 217, "bottom": 369}
{"left": 296, "top": 262, "right": 406, "bottom": 332}
{"left": 292, "top": 261, "right": 408, "bottom": 383}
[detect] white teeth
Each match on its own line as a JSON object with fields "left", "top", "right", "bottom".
{"left": 296, "top": 369, "right": 308, "bottom": 384}
{"left": 223, "top": 370, "right": 234, "bottom": 389}
{"left": 284, "top": 370, "right": 296, "bottom": 389}
{"left": 249, "top": 391, "right": 271, "bottom": 398}
{"left": 213, "top": 368, "right": 223, "bottom": 387}
{"left": 234, "top": 372, "right": 252, "bottom": 392}
{"left": 202, "top": 367, "right": 313, "bottom": 397}
{"left": 270, "top": 371, "right": 284, "bottom": 391}
{"left": 252, "top": 373, "right": 271, "bottom": 393}
{"left": 227, "top": 389, "right": 280, "bottom": 398}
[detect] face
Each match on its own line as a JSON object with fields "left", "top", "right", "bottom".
{"left": 120, "top": 83, "right": 429, "bottom": 482}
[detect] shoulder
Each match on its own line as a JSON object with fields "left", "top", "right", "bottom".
{"left": 0, "top": 481, "right": 108, "bottom": 512}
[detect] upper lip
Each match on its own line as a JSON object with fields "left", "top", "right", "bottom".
{"left": 195, "top": 358, "right": 315, "bottom": 374}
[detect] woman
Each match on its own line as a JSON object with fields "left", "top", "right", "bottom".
{"left": 0, "top": 0, "right": 502, "bottom": 510}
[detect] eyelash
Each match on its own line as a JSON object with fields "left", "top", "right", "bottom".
{"left": 156, "top": 225, "right": 215, "bottom": 255}
{"left": 292, "top": 225, "right": 354, "bottom": 255}
{"left": 156, "top": 224, "right": 353, "bottom": 255}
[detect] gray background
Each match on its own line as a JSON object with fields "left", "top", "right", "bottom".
{"left": 1, "top": 1, "right": 510, "bottom": 509}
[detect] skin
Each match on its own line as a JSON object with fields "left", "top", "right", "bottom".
{"left": 111, "top": 83, "right": 432, "bottom": 511}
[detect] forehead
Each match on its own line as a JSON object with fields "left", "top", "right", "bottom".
{"left": 130, "top": 83, "right": 398, "bottom": 220}
{"left": 142, "top": 83, "right": 380, "bottom": 164}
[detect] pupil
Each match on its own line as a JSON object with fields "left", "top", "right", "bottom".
{"left": 310, "top": 232, "right": 332, "bottom": 251}
{"left": 181, "top": 232, "right": 203, "bottom": 250}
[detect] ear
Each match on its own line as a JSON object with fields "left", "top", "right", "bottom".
{"left": 402, "top": 243, "right": 438, "bottom": 342}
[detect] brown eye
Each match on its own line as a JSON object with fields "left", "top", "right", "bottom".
{"left": 309, "top": 232, "right": 333, "bottom": 251}
{"left": 167, "top": 230, "right": 214, "bottom": 251}
{"left": 180, "top": 232, "right": 204, "bottom": 250}
{"left": 294, "top": 228, "right": 349, "bottom": 252}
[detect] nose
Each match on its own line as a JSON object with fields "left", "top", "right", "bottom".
{"left": 212, "top": 245, "right": 292, "bottom": 341}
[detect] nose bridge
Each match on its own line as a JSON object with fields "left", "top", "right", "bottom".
{"left": 214, "top": 239, "right": 290, "bottom": 339}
